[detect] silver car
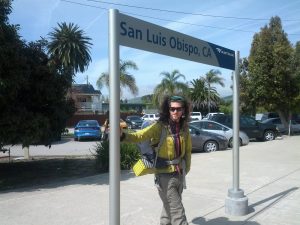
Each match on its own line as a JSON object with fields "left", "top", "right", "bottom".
{"left": 190, "top": 120, "right": 249, "bottom": 148}
{"left": 189, "top": 124, "right": 228, "bottom": 152}
{"left": 262, "top": 117, "right": 300, "bottom": 134}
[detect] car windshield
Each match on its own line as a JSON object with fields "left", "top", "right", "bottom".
{"left": 78, "top": 121, "right": 98, "bottom": 127}
{"left": 129, "top": 116, "right": 142, "bottom": 120}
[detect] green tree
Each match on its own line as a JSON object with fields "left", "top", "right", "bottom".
{"left": 0, "top": 0, "right": 11, "bottom": 23}
{"left": 189, "top": 78, "right": 220, "bottom": 114}
{"left": 248, "top": 16, "right": 298, "bottom": 126}
{"left": 201, "top": 69, "right": 224, "bottom": 113}
{"left": 238, "top": 57, "right": 257, "bottom": 115}
{"left": 97, "top": 59, "right": 139, "bottom": 97}
{"left": 294, "top": 42, "right": 300, "bottom": 76}
{"left": 291, "top": 41, "right": 300, "bottom": 112}
{"left": 141, "top": 94, "right": 153, "bottom": 104}
{"left": 1, "top": 0, "right": 26, "bottom": 147}
{"left": 47, "top": 22, "right": 92, "bottom": 84}
{"left": 153, "top": 69, "right": 189, "bottom": 106}
{"left": 0, "top": 1, "right": 75, "bottom": 154}
{"left": 1, "top": 40, "right": 75, "bottom": 148}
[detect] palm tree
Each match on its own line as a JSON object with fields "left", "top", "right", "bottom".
{"left": 97, "top": 60, "right": 139, "bottom": 97}
{"left": 201, "top": 69, "right": 225, "bottom": 113}
{"left": 47, "top": 22, "right": 92, "bottom": 83}
{"left": 153, "top": 69, "right": 189, "bottom": 106}
{"left": 189, "top": 78, "right": 220, "bottom": 112}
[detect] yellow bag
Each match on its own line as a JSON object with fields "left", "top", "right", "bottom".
{"left": 132, "top": 158, "right": 156, "bottom": 176}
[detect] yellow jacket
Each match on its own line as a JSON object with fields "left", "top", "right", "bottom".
{"left": 123, "top": 121, "right": 192, "bottom": 174}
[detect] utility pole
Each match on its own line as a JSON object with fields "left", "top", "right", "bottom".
{"left": 85, "top": 75, "right": 89, "bottom": 85}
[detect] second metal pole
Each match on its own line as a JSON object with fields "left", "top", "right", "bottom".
{"left": 225, "top": 50, "right": 248, "bottom": 216}
{"left": 233, "top": 51, "right": 240, "bottom": 191}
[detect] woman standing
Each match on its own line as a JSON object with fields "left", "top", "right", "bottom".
{"left": 121, "top": 95, "right": 192, "bottom": 225}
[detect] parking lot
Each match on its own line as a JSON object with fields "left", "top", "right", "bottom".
{"left": 4, "top": 138, "right": 96, "bottom": 158}
{"left": 3, "top": 137, "right": 265, "bottom": 159}
{"left": 1, "top": 135, "right": 299, "bottom": 225}
{"left": 2, "top": 128, "right": 285, "bottom": 159}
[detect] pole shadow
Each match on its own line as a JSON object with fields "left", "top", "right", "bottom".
{"left": 191, "top": 187, "right": 298, "bottom": 225}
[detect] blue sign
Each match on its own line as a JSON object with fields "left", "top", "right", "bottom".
{"left": 118, "top": 13, "right": 235, "bottom": 70}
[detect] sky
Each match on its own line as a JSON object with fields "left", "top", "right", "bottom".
{"left": 8, "top": 0, "right": 300, "bottom": 99}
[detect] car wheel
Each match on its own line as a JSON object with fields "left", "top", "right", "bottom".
{"left": 264, "top": 130, "right": 275, "bottom": 141}
{"left": 228, "top": 138, "right": 242, "bottom": 148}
{"left": 204, "top": 141, "right": 218, "bottom": 152}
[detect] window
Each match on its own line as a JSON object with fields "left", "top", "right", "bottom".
{"left": 203, "top": 122, "right": 223, "bottom": 130}
{"left": 241, "top": 117, "right": 256, "bottom": 126}
{"left": 191, "top": 121, "right": 203, "bottom": 129}
{"left": 272, "top": 118, "right": 281, "bottom": 124}
{"left": 189, "top": 127, "right": 195, "bottom": 134}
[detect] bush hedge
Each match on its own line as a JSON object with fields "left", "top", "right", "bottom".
{"left": 94, "top": 141, "right": 140, "bottom": 172}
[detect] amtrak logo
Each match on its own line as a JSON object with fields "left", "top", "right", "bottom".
{"left": 216, "top": 47, "right": 234, "bottom": 57}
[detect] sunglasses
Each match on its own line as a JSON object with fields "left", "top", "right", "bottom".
{"left": 169, "top": 107, "right": 183, "bottom": 112}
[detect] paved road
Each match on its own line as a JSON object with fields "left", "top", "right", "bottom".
{"left": 3, "top": 137, "right": 98, "bottom": 158}
{"left": 0, "top": 135, "right": 299, "bottom": 225}
{"left": 3, "top": 134, "right": 275, "bottom": 158}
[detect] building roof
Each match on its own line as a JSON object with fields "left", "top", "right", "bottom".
{"left": 72, "top": 84, "right": 101, "bottom": 95}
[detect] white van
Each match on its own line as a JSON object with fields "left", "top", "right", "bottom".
{"left": 203, "top": 112, "right": 224, "bottom": 120}
{"left": 142, "top": 113, "right": 160, "bottom": 121}
{"left": 190, "top": 112, "right": 202, "bottom": 121}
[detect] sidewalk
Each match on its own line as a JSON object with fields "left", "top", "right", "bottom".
{"left": 0, "top": 136, "right": 299, "bottom": 225}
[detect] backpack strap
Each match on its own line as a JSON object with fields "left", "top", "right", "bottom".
{"left": 154, "top": 123, "right": 167, "bottom": 167}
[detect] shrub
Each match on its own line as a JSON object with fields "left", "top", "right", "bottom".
{"left": 120, "top": 142, "right": 140, "bottom": 170}
{"left": 94, "top": 141, "right": 140, "bottom": 172}
{"left": 94, "top": 141, "right": 109, "bottom": 172}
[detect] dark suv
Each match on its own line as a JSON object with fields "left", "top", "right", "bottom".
{"left": 210, "top": 114, "right": 279, "bottom": 141}
{"left": 125, "top": 115, "right": 144, "bottom": 129}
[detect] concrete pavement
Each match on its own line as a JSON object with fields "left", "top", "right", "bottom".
{"left": 0, "top": 135, "right": 300, "bottom": 225}
{"left": 3, "top": 137, "right": 97, "bottom": 158}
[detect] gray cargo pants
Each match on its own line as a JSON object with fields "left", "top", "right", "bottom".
{"left": 155, "top": 173, "right": 188, "bottom": 225}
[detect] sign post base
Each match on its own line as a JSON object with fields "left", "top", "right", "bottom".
{"left": 225, "top": 188, "right": 248, "bottom": 216}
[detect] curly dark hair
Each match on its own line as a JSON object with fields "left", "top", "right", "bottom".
{"left": 158, "top": 95, "right": 191, "bottom": 130}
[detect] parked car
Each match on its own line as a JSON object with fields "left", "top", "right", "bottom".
{"left": 190, "top": 112, "right": 202, "bottom": 121}
{"left": 190, "top": 120, "right": 249, "bottom": 148}
{"left": 125, "top": 115, "right": 144, "bottom": 129}
{"left": 261, "top": 117, "right": 300, "bottom": 134}
{"left": 260, "top": 112, "right": 279, "bottom": 122}
{"left": 209, "top": 114, "right": 279, "bottom": 141}
{"left": 202, "top": 112, "right": 224, "bottom": 120}
{"left": 189, "top": 124, "right": 228, "bottom": 152}
{"left": 74, "top": 120, "right": 101, "bottom": 141}
{"left": 142, "top": 113, "right": 160, "bottom": 121}
{"left": 291, "top": 114, "right": 300, "bottom": 124}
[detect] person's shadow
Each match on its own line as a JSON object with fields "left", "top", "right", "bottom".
{"left": 191, "top": 217, "right": 260, "bottom": 225}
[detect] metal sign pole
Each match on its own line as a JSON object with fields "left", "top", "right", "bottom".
{"left": 225, "top": 51, "right": 248, "bottom": 215}
{"left": 233, "top": 51, "right": 240, "bottom": 191}
{"left": 109, "top": 9, "right": 120, "bottom": 225}
{"left": 107, "top": 10, "right": 248, "bottom": 221}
